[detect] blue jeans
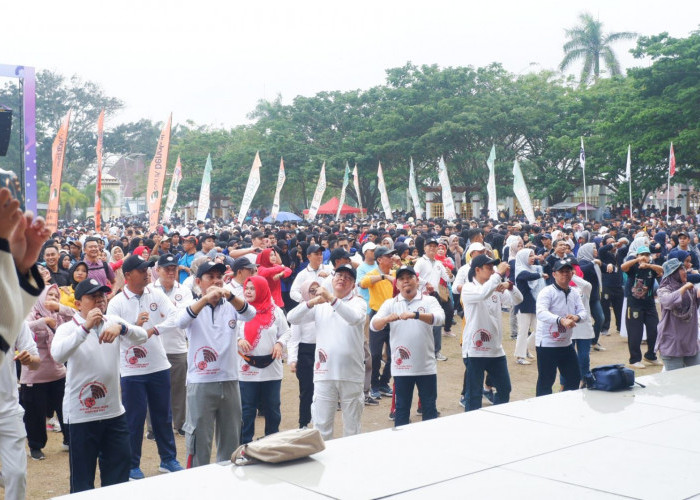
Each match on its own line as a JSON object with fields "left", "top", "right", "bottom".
{"left": 393, "top": 375, "right": 437, "bottom": 427}
{"left": 239, "top": 379, "right": 281, "bottom": 444}
{"left": 536, "top": 344, "right": 580, "bottom": 396}
{"left": 465, "top": 356, "right": 511, "bottom": 411}
{"left": 590, "top": 299, "right": 604, "bottom": 344}
{"left": 68, "top": 414, "right": 130, "bottom": 493}
{"left": 121, "top": 369, "right": 177, "bottom": 468}
{"left": 432, "top": 326, "right": 442, "bottom": 354}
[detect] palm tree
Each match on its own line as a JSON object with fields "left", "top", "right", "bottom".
{"left": 559, "top": 13, "right": 637, "bottom": 86}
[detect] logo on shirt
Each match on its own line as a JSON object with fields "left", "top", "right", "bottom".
{"left": 473, "top": 329, "right": 491, "bottom": 350}
{"left": 394, "top": 346, "right": 412, "bottom": 370}
{"left": 228, "top": 319, "right": 237, "bottom": 329}
{"left": 549, "top": 323, "right": 567, "bottom": 339}
{"left": 125, "top": 346, "right": 148, "bottom": 367}
{"left": 417, "top": 307, "right": 425, "bottom": 313}
{"left": 315, "top": 349, "right": 328, "bottom": 373}
{"left": 150, "top": 302, "right": 158, "bottom": 311}
{"left": 175, "top": 294, "right": 183, "bottom": 302}
{"left": 78, "top": 381, "right": 107, "bottom": 413}
{"left": 194, "top": 346, "right": 220, "bottom": 374}
{"left": 631, "top": 278, "right": 649, "bottom": 300}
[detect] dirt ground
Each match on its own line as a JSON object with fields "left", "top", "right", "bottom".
{"left": 24, "top": 313, "right": 661, "bottom": 499}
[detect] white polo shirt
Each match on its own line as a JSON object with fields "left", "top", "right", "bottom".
{"left": 152, "top": 279, "right": 194, "bottom": 354}
{"left": 0, "top": 323, "right": 37, "bottom": 418}
{"left": 237, "top": 307, "right": 290, "bottom": 382}
{"left": 535, "top": 283, "right": 587, "bottom": 347}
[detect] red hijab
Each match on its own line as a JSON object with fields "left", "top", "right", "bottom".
{"left": 256, "top": 248, "right": 275, "bottom": 267}
{"left": 243, "top": 275, "right": 276, "bottom": 348}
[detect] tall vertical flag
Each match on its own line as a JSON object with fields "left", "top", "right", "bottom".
{"left": 377, "top": 162, "right": 393, "bottom": 219}
{"left": 512, "top": 159, "right": 536, "bottom": 224}
{"left": 196, "top": 154, "right": 213, "bottom": 221}
{"left": 306, "top": 163, "right": 327, "bottom": 221}
{"left": 352, "top": 164, "right": 362, "bottom": 212}
{"left": 270, "top": 158, "right": 286, "bottom": 220}
{"left": 94, "top": 109, "right": 104, "bottom": 232}
{"left": 408, "top": 157, "right": 423, "bottom": 219}
{"left": 162, "top": 155, "right": 182, "bottom": 223}
{"left": 579, "top": 137, "right": 588, "bottom": 221}
{"left": 486, "top": 145, "right": 498, "bottom": 220}
{"left": 438, "top": 156, "right": 457, "bottom": 220}
{"left": 626, "top": 145, "right": 632, "bottom": 217}
{"left": 46, "top": 110, "right": 71, "bottom": 233}
{"left": 146, "top": 114, "right": 172, "bottom": 231}
{"left": 667, "top": 142, "right": 676, "bottom": 222}
{"left": 336, "top": 162, "right": 351, "bottom": 220}
{"left": 237, "top": 152, "right": 262, "bottom": 222}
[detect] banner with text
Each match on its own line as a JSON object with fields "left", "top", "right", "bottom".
{"left": 162, "top": 155, "right": 182, "bottom": 223}
{"left": 46, "top": 110, "right": 71, "bottom": 233}
{"left": 237, "top": 152, "right": 262, "bottom": 222}
{"left": 196, "top": 154, "right": 213, "bottom": 221}
{"left": 307, "top": 163, "right": 327, "bottom": 221}
{"left": 146, "top": 114, "right": 172, "bottom": 231}
{"left": 270, "top": 158, "right": 286, "bottom": 219}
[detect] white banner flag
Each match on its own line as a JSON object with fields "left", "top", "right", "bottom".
{"left": 353, "top": 164, "right": 362, "bottom": 211}
{"left": 336, "top": 162, "right": 351, "bottom": 220}
{"left": 438, "top": 156, "right": 457, "bottom": 220}
{"left": 486, "top": 145, "right": 497, "bottom": 220}
{"left": 409, "top": 158, "right": 423, "bottom": 219}
{"left": 307, "top": 163, "right": 327, "bottom": 221}
{"left": 270, "top": 158, "right": 286, "bottom": 220}
{"left": 162, "top": 155, "right": 183, "bottom": 223}
{"left": 237, "top": 152, "right": 262, "bottom": 222}
{"left": 377, "top": 162, "right": 393, "bottom": 220}
{"left": 196, "top": 154, "right": 213, "bottom": 221}
{"left": 512, "top": 159, "right": 536, "bottom": 224}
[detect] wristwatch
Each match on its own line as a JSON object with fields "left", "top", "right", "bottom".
{"left": 119, "top": 323, "right": 128, "bottom": 336}
{"left": 414, "top": 311, "right": 420, "bottom": 320}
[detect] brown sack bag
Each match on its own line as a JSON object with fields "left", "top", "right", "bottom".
{"left": 232, "top": 428, "right": 325, "bottom": 465}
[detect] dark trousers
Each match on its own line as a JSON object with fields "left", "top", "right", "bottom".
{"left": 394, "top": 375, "right": 437, "bottom": 427}
{"left": 121, "top": 369, "right": 177, "bottom": 468}
{"left": 465, "top": 356, "right": 511, "bottom": 411}
{"left": 68, "top": 414, "right": 131, "bottom": 493}
{"left": 20, "top": 378, "right": 68, "bottom": 449}
{"left": 239, "top": 379, "right": 281, "bottom": 444}
{"left": 590, "top": 299, "right": 605, "bottom": 345}
{"left": 369, "top": 324, "right": 391, "bottom": 389}
{"left": 601, "top": 286, "right": 624, "bottom": 332}
{"left": 536, "top": 344, "right": 581, "bottom": 396}
{"left": 296, "top": 343, "right": 315, "bottom": 427}
{"left": 625, "top": 306, "right": 659, "bottom": 363}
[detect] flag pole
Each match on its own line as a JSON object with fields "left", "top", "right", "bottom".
{"left": 580, "top": 137, "right": 588, "bottom": 222}
{"left": 628, "top": 146, "right": 633, "bottom": 220}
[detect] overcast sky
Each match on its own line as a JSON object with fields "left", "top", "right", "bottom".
{"left": 3, "top": 0, "right": 699, "bottom": 129}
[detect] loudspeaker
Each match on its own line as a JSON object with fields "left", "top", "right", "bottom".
{"left": 0, "top": 107, "right": 12, "bottom": 157}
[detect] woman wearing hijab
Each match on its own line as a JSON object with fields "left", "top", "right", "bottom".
{"left": 506, "top": 236, "right": 524, "bottom": 339}
{"left": 514, "top": 248, "right": 547, "bottom": 364}
{"left": 108, "top": 243, "right": 126, "bottom": 294}
{"left": 256, "top": 248, "right": 292, "bottom": 308}
{"left": 577, "top": 243, "right": 606, "bottom": 351}
{"left": 59, "top": 252, "right": 72, "bottom": 271}
{"left": 59, "top": 261, "right": 89, "bottom": 309}
{"left": 656, "top": 258, "right": 700, "bottom": 370}
{"left": 237, "top": 276, "right": 290, "bottom": 444}
{"left": 20, "top": 284, "right": 75, "bottom": 459}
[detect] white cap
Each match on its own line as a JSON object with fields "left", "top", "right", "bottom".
{"left": 362, "top": 242, "right": 377, "bottom": 253}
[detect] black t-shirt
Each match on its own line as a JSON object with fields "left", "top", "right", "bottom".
{"left": 624, "top": 262, "right": 656, "bottom": 309}
{"left": 49, "top": 268, "right": 70, "bottom": 287}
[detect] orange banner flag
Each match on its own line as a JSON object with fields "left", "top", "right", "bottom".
{"left": 46, "top": 110, "right": 71, "bottom": 233}
{"left": 146, "top": 114, "right": 172, "bottom": 231}
{"left": 94, "top": 109, "right": 105, "bottom": 232}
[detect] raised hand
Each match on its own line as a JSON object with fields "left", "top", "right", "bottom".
{"left": 10, "top": 211, "right": 51, "bottom": 274}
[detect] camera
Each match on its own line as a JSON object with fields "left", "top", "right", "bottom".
{"left": 0, "top": 168, "right": 23, "bottom": 208}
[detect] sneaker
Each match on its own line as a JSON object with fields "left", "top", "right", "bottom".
{"left": 369, "top": 389, "right": 382, "bottom": 399}
{"left": 645, "top": 357, "right": 663, "bottom": 366}
{"left": 159, "top": 459, "right": 184, "bottom": 473}
{"left": 435, "top": 352, "right": 448, "bottom": 361}
{"left": 458, "top": 396, "right": 466, "bottom": 408}
{"left": 30, "top": 448, "right": 45, "bottom": 461}
{"left": 593, "top": 343, "right": 606, "bottom": 351}
{"left": 482, "top": 389, "right": 495, "bottom": 404}
{"left": 630, "top": 361, "right": 646, "bottom": 369}
{"left": 442, "top": 331, "right": 456, "bottom": 338}
{"left": 526, "top": 351, "right": 535, "bottom": 359}
{"left": 601, "top": 329, "right": 611, "bottom": 336}
{"left": 61, "top": 442, "right": 69, "bottom": 451}
{"left": 146, "top": 431, "right": 155, "bottom": 441}
{"left": 378, "top": 384, "right": 393, "bottom": 397}
{"left": 176, "top": 428, "right": 185, "bottom": 437}
{"left": 389, "top": 411, "right": 395, "bottom": 421}
{"left": 364, "top": 395, "right": 379, "bottom": 406}
{"left": 129, "top": 467, "right": 145, "bottom": 480}
{"left": 516, "top": 358, "right": 530, "bottom": 365}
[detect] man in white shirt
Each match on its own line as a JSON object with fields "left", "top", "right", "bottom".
{"left": 289, "top": 244, "right": 331, "bottom": 302}
{"left": 51, "top": 279, "right": 149, "bottom": 493}
{"left": 224, "top": 258, "right": 257, "bottom": 297}
{"left": 106, "top": 255, "right": 183, "bottom": 479}
{"left": 370, "top": 266, "right": 444, "bottom": 426}
{"left": 288, "top": 265, "right": 367, "bottom": 440}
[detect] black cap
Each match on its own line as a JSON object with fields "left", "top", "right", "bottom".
{"left": 552, "top": 257, "right": 578, "bottom": 272}
{"left": 334, "top": 263, "right": 357, "bottom": 280}
{"left": 424, "top": 237, "right": 439, "bottom": 246}
{"left": 329, "top": 248, "right": 351, "bottom": 265}
{"left": 122, "top": 255, "right": 155, "bottom": 273}
{"left": 196, "top": 261, "right": 227, "bottom": 278}
{"left": 157, "top": 253, "right": 178, "bottom": 267}
{"left": 374, "top": 247, "right": 397, "bottom": 259}
{"left": 231, "top": 258, "right": 257, "bottom": 274}
{"left": 470, "top": 254, "right": 500, "bottom": 269}
{"left": 307, "top": 244, "right": 323, "bottom": 254}
{"left": 74, "top": 278, "right": 111, "bottom": 300}
{"left": 395, "top": 266, "right": 417, "bottom": 279}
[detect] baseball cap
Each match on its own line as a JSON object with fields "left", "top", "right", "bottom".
{"left": 395, "top": 266, "right": 417, "bottom": 279}
{"left": 424, "top": 237, "right": 439, "bottom": 246}
{"left": 157, "top": 254, "right": 178, "bottom": 267}
{"left": 122, "top": 255, "right": 155, "bottom": 273}
{"left": 329, "top": 248, "right": 351, "bottom": 265}
{"left": 470, "top": 254, "right": 500, "bottom": 269}
{"left": 196, "top": 261, "right": 227, "bottom": 278}
{"left": 307, "top": 244, "right": 323, "bottom": 254}
{"left": 231, "top": 258, "right": 257, "bottom": 273}
{"left": 552, "top": 257, "right": 578, "bottom": 272}
{"left": 74, "top": 278, "right": 111, "bottom": 300}
{"left": 541, "top": 233, "right": 552, "bottom": 240}
{"left": 636, "top": 246, "right": 651, "bottom": 255}
{"left": 374, "top": 247, "right": 397, "bottom": 259}
{"left": 334, "top": 263, "right": 357, "bottom": 280}
{"left": 362, "top": 242, "right": 377, "bottom": 253}
{"left": 466, "top": 242, "right": 486, "bottom": 255}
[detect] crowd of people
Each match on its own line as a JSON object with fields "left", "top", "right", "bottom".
{"left": 3, "top": 196, "right": 700, "bottom": 498}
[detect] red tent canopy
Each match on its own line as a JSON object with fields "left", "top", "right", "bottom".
{"left": 303, "top": 197, "right": 364, "bottom": 215}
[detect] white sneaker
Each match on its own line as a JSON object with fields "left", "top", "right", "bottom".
{"left": 601, "top": 330, "right": 610, "bottom": 336}
{"left": 593, "top": 343, "right": 606, "bottom": 351}
{"left": 526, "top": 351, "right": 535, "bottom": 359}
{"left": 630, "top": 361, "right": 646, "bottom": 369}
{"left": 516, "top": 358, "right": 530, "bottom": 365}
{"left": 435, "top": 352, "right": 448, "bottom": 361}
{"left": 645, "top": 358, "right": 663, "bottom": 366}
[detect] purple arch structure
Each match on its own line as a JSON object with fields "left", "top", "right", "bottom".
{"left": 0, "top": 64, "right": 36, "bottom": 213}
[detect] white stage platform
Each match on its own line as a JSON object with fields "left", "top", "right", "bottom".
{"left": 57, "top": 366, "right": 700, "bottom": 499}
